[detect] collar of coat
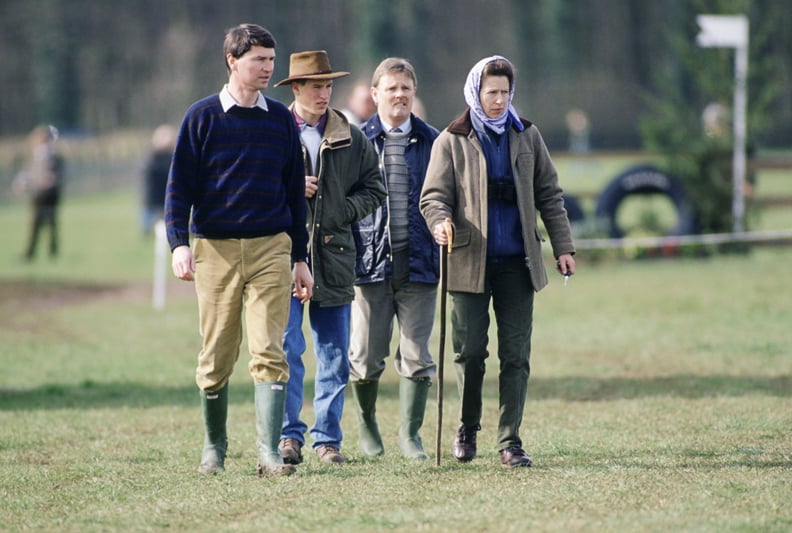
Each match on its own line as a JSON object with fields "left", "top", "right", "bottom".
{"left": 446, "top": 108, "right": 532, "bottom": 136}
{"left": 288, "top": 103, "right": 352, "bottom": 150}
{"left": 362, "top": 113, "right": 437, "bottom": 142}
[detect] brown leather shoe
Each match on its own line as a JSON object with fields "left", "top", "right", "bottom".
{"left": 452, "top": 424, "right": 480, "bottom": 462}
{"left": 499, "top": 446, "right": 533, "bottom": 468}
{"left": 316, "top": 445, "right": 346, "bottom": 464}
{"left": 278, "top": 438, "right": 303, "bottom": 465}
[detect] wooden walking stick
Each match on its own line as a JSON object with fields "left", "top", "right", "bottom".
{"left": 435, "top": 219, "right": 453, "bottom": 467}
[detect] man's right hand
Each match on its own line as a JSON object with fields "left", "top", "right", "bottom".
{"left": 171, "top": 245, "right": 195, "bottom": 281}
{"left": 292, "top": 261, "right": 314, "bottom": 303}
{"left": 305, "top": 175, "right": 318, "bottom": 198}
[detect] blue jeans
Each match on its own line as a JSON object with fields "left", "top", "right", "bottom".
{"left": 281, "top": 296, "right": 351, "bottom": 449}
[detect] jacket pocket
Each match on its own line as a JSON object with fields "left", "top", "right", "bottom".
{"left": 451, "top": 228, "right": 471, "bottom": 251}
{"left": 321, "top": 238, "right": 356, "bottom": 288}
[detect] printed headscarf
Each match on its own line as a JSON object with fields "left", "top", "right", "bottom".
{"left": 463, "top": 55, "right": 521, "bottom": 135}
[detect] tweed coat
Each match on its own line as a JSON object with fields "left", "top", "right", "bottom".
{"left": 420, "top": 109, "right": 574, "bottom": 294}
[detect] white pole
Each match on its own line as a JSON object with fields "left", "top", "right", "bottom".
{"left": 732, "top": 40, "right": 749, "bottom": 233}
{"left": 696, "top": 14, "right": 749, "bottom": 233}
{"left": 153, "top": 219, "right": 167, "bottom": 310}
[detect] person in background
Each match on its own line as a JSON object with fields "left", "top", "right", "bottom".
{"left": 412, "top": 96, "right": 427, "bottom": 122}
{"left": 565, "top": 108, "right": 591, "bottom": 153}
{"left": 274, "top": 51, "right": 385, "bottom": 465}
{"left": 349, "top": 57, "right": 440, "bottom": 460}
{"left": 165, "top": 23, "right": 313, "bottom": 477}
{"left": 420, "top": 55, "right": 576, "bottom": 468}
{"left": 141, "top": 124, "right": 176, "bottom": 236}
{"left": 341, "top": 81, "right": 377, "bottom": 128}
{"left": 13, "top": 124, "right": 65, "bottom": 261}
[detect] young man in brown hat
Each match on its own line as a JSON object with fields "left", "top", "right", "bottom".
{"left": 274, "top": 50, "right": 385, "bottom": 465}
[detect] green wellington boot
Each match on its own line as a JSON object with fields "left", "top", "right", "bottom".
{"left": 398, "top": 377, "right": 431, "bottom": 460}
{"left": 198, "top": 383, "right": 229, "bottom": 474}
{"left": 351, "top": 380, "right": 384, "bottom": 457}
{"left": 254, "top": 382, "right": 296, "bottom": 477}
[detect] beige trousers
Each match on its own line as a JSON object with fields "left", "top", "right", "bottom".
{"left": 193, "top": 234, "right": 292, "bottom": 391}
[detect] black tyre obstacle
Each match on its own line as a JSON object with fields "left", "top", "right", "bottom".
{"left": 563, "top": 193, "right": 585, "bottom": 223}
{"left": 594, "top": 164, "right": 697, "bottom": 238}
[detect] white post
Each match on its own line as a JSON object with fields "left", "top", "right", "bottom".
{"left": 153, "top": 219, "right": 167, "bottom": 310}
{"left": 732, "top": 41, "right": 748, "bottom": 232}
{"left": 696, "top": 14, "right": 749, "bottom": 233}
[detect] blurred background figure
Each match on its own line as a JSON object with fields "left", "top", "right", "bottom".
{"left": 141, "top": 124, "right": 176, "bottom": 236}
{"left": 702, "top": 101, "right": 729, "bottom": 138}
{"left": 698, "top": 100, "right": 756, "bottom": 227}
{"left": 341, "top": 81, "right": 377, "bottom": 128}
{"left": 565, "top": 108, "right": 591, "bottom": 153}
{"left": 412, "top": 96, "right": 427, "bottom": 121}
{"left": 12, "top": 124, "right": 65, "bottom": 261}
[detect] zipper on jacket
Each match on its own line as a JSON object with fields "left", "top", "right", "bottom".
{"left": 306, "top": 138, "right": 326, "bottom": 276}
{"left": 374, "top": 137, "right": 394, "bottom": 260}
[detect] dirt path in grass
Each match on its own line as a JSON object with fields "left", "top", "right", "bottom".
{"left": 0, "top": 279, "right": 195, "bottom": 315}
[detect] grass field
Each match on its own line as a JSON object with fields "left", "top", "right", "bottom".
{"left": 1, "top": 170, "right": 791, "bottom": 530}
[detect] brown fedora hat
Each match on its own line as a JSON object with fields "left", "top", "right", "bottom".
{"left": 274, "top": 50, "right": 350, "bottom": 87}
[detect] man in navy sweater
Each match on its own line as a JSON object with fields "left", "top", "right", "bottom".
{"left": 165, "top": 23, "right": 313, "bottom": 477}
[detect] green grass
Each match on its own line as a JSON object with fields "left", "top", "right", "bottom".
{"left": 1, "top": 187, "right": 791, "bottom": 531}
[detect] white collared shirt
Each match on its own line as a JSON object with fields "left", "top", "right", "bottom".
{"left": 300, "top": 124, "right": 322, "bottom": 175}
{"left": 219, "top": 84, "right": 268, "bottom": 112}
{"left": 379, "top": 116, "right": 412, "bottom": 135}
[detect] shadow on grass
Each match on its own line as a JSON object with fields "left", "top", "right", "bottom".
{"left": 0, "top": 374, "right": 789, "bottom": 411}
{"left": 544, "top": 446, "right": 792, "bottom": 470}
{"left": 527, "top": 374, "right": 792, "bottom": 401}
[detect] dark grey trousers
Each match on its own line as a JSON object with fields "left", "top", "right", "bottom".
{"left": 450, "top": 256, "right": 534, "bottom": 450}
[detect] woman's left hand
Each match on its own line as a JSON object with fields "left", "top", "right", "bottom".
{"left": 556, "top": 253, "right": 575, "bottom": 276}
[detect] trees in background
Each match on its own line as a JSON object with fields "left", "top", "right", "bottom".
{"left": 640, "top": 0, "right": 788, "bottom": 234}
{"left": 0, "top": 0, "right": 790, "bottom": 150}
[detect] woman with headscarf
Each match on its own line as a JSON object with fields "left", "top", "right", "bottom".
{"left": 420, "top": 55, "right": 576, "bottom": 468}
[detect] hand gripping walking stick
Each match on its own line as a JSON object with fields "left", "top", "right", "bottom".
{"left": 435, "top": 219, "right": 453, "bottom": 466}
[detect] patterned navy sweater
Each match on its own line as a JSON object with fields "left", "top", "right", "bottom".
{"left": 165, "top": 94, "right": 308, "bottom": 261}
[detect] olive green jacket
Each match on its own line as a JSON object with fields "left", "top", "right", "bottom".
{"left": 294, "top": 106, "right": 386, "bottom": 306}
{"left": 420, "top": 109, "right": 574, "bottom": 293}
